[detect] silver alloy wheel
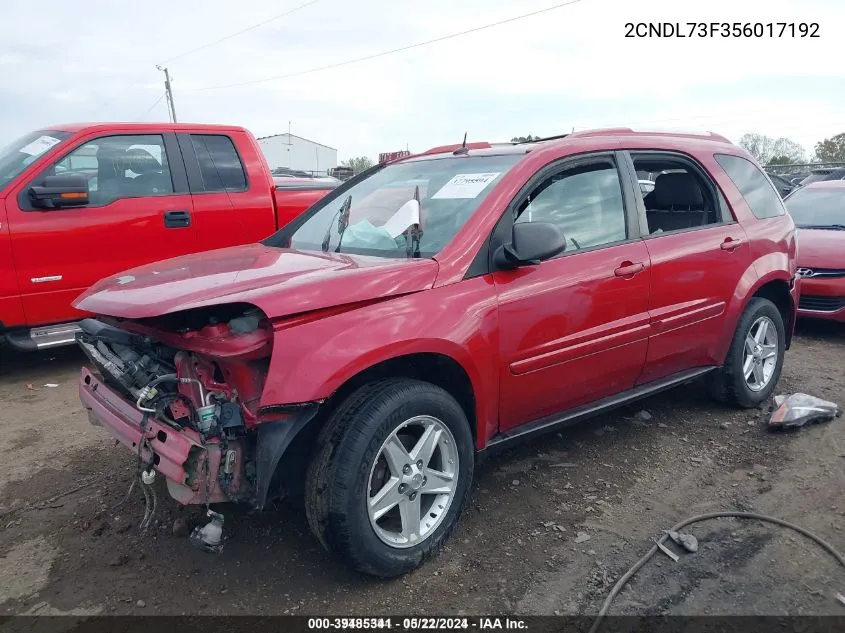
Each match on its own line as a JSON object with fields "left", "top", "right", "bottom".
{"left": 743, "top": 316, "right": 778, "bottom": 392}
{"left": 366, "top": 415, "right": 459, "bottom": 549}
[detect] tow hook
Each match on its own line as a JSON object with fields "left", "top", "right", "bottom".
{"left": 189, "top": 509, "right": 225, "bottom": 553}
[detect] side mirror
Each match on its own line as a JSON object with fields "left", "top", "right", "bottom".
{"left": 494, "top": 221, "right": 566, "bottom": 269}
{"left": 29, "top": 175, "right": 89, "bottom": 209}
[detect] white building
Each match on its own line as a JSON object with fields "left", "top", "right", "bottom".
{"left": 257, "top": 132, "right": 337, "bottom": 176}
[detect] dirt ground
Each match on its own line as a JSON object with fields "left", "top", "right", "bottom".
{"left": 1, "top": 321, "right": 844, "bottom": 618}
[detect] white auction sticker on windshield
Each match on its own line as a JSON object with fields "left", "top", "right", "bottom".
{"left": 431, "top": 172, "right": 501, "bottom": 199}
{"left": 18, "top": 135, "right": 62, "bottom": 157}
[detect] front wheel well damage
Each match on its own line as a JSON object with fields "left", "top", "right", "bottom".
{"left": 269, "top": 352, "right": 477, "bottom": 506}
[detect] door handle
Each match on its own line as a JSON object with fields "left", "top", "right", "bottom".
{"left": 720, "top": 237, "right": 743, "bottom": 251}
{"left": 614, "top": 261, "right": 644, "bottom": 277}
{"left": 164, "top": 210, "right": 191, "bottom": 228}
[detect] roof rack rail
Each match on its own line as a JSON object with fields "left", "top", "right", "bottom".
{"left": 530, "top": 127, "right": 733, "bottom": 144}
{"left": 513, "top": 133, "right": 570, "bottom": 144}
{"left": 420, "top": 141, "right": 492, "bottom": 155}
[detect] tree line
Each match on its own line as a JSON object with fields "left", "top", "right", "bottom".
{"left": 737, "top": 132, "right": 845, "bottom": 165}
{"left": 511, "top": 132, "right": 845, "bottom": 165}
{"left": 340, "top": 132, "right": 845, "bottom": 174}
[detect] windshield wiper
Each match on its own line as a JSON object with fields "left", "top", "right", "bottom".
{"left": 321, "top": 194, "right": 352, "bottom": 252}
{"left": 798, "top": 224, "right": 845, "bottom": 231}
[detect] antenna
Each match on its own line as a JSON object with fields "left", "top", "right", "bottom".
{"left": 453, "top": 132, "right": 469, "bottom": 155}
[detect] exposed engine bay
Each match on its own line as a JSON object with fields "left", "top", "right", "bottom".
{"left": 75, "top": 305, "right": 278, "bottom": 510}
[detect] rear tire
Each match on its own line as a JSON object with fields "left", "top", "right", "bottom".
{"left": 710, "top": 297, "right": 785, "bottom": 408}
{"left": 304, "top": 378, "right": 474, "bottom": 577}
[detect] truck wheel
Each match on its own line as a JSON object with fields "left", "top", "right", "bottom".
{"left": 710, "top": 297, "right": 785, "bottom": 408}
{"left": 305, "top": 378, "right": 474, "bottom": 577}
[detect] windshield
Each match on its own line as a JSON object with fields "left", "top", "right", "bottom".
{"left": 275, "top": 154, "right": 523, "bottom": 258}
{"left": 785, "top": 187, "right": 845, "bottom": 228}
{"left": 0, "top": 130, "right": 71, "bottom": 190}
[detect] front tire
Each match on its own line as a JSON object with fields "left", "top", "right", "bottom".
{"left": 711, "top": 297, "right": 786, "bottom": 408}
{"left": 305, "top": 378, "right": 474, "bottom": 577}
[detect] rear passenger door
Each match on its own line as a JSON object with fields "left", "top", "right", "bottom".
{"left": 622, "top": 151, "right": 752, "bottom": 385}
{"left": 177, "top": 132, "right": 277, "bottom": 250}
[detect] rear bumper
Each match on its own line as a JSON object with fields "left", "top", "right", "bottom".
{"left": 79, "top": 367, "right": 231, "bottom": 505}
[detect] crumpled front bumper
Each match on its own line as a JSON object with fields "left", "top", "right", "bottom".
{"left": 78, "top": 367, "right": 225, "bottom": 504}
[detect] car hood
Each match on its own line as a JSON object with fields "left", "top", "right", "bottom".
{"left": 796, "top": 228, "right": 845, "bottom": 269}
{"left": 73, "top": 243, "right": 439, "bottom": 320}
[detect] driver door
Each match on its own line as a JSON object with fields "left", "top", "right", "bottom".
{"left": 6, "top": 131, "right": 196, "bottom": 326}
{"left": 493, "top": 152, "right": 652, "bottom": 431}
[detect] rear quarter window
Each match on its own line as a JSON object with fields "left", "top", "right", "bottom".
{"left": 714, "top": 153, "right": 786, "bottom": 220}
{"left": 190, "top": 134, "right": 248, "bottom": 192}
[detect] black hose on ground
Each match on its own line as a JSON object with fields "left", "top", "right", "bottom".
{"left": 588, "top": 511, "right": 845, "bottom": 633}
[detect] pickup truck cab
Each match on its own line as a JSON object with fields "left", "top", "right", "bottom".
{"left": 0, "top": 123, "right": 336, "bottom": 351}
{"left": 75, "top": 128, "right": 798, "bottom": 577}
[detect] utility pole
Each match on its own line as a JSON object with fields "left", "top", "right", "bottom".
{"left": 156, "top": 65, "right": 178, "bottom": 122}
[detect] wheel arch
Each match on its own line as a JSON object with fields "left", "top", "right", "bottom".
{"left": 717, "top": 263, "right": 796, "bottom": 364}
{"left": 749, "top": 277, "right": 795, "bottom": 349}
{"left": 267, "top": 350, "right": 481, "bottom": 506}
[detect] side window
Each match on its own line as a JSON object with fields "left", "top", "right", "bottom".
{"left": 40, "top": 135, "right": 173, "bottom": 206}
{"left": 190, "top": 135, "right": 247, "bottom": 192}
{"left": 632, "top": 154, "right": 723, "bottom": 235}
{"left": 515, "top": 161, "right": 627, "bottom": 252}
{"left": 714, "top": 153, "right": 786, "bottom": 219}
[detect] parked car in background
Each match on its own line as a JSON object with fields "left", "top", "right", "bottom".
{"left": 75, "top": 128, "right": 797, "bottom": 578}
{"left": 767, "top": 173, "right": 795, "bottom": 198}
{"left": 0, "top": 122, "right": 337, "bottom": 351}
{"left": 784, "top": 181, "right": 845, "bottom": 322}
{"left": 799, "top": 167, "right": 845, "bottom": 186}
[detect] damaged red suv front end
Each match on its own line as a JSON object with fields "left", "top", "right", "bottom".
{"left": 76, "top": 305, "right": 281, "bottom": 506}
{"left": 74, "top": 242, "right": 437, "bottom": 512}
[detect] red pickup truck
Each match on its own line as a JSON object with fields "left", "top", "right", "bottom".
{"left": 0, "top": 123, "right": 336, "bottom": 351}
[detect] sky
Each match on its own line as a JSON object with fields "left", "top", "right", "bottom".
{"left": 1, "top": 0, "right": 843, "bottom": 163}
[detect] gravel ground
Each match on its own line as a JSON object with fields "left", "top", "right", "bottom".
{"left": 0, "top": 320, "right": 843, "bottom": 617}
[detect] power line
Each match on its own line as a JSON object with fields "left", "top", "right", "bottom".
{"left": 135, "top": 92, "right": 166, "bottom": 121}
{"left": 91, "top": 83, "right": 145, "bottom": 115}
{"left": 186, "top": 0, "right": 591, "bottom": 93}
{"left": 159, "top": 0, "right": 322, "bottom": 65}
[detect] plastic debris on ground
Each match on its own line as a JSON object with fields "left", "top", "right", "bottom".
{"left": 664, "top": 530, "right": 699, "bottom": 552}
{"left": 768, "top": 393, "right": 842, "bottom": 429}
{"left": 190, "top": 509, "right": 225, "bottom": 553}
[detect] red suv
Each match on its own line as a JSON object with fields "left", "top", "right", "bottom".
{"left": 75, "top": 128, "right": 799, "bottom": 577}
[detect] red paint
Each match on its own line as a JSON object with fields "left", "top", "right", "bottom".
{"left": 75, "top": 244, "right": 439, "bottom": 320}
{"left": 77, "top": 129, "right": 798, "bottom": 464}
{"left": 794, "top": 227, "right": 845, "bottom": 322}
{"left": 494, "top": 241, "right": 652, "bottom": 428}
{"left": 0, "top": 122, "right": 335, "bottom": 334}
